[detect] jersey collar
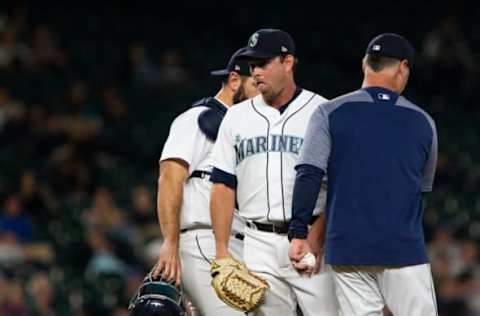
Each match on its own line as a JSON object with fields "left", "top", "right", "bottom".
{"left": 251, "top": 89, "right": 313, "bottom": 122}
{"left": 362, "top": 86, "right": 400, "bottom": 104}
{"left": 213, "top": 96, "right": 230, "bottom": 109}
{"left": 278, "top": 87, "right": 303, "bottom": 114}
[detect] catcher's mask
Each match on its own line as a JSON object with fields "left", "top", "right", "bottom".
{"left": 128, "top": 269, "right": 184, "bottom": 316}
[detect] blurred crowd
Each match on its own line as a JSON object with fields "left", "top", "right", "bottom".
{"left": 0, "top": 4, "right": 186, "bottom": 315}
{"left": 0, "top": 1, "right": 479, "bottom": 315}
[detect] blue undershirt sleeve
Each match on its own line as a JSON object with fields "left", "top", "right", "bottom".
{"left": 210, "top": 167, "right": 237, "bottom": 190}
{"left": 289, "top": 164, "right": 325, "bottom": 238}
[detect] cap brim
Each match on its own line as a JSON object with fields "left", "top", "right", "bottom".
{"left": 237, "top": 48, "right": 278, "bottom": 60}
{"left": 210, "top": 69, "right": 230, "bottom": 76}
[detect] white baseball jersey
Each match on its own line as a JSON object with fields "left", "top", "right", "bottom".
{"left": 160, "top": 101, "right": 244, "bottom": 232}
{"left": 210, "top": 89, "right": 327, "bottom": 222}
{"left": 161, "top": 98, "right": 245, "bottom": 316}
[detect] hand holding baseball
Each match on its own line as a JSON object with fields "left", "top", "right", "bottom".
{"left": 289, "top": 239, "right": 315, "bottom": 276}
{"left": 299, "top": 252, "right": 316, "bottom": 268}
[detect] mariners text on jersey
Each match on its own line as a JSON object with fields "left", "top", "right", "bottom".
{"left": 235, "top": 134, "right": 304, "bottom": 164}
{"left": 210, "top": 89, "right": 329, "bottom": 222}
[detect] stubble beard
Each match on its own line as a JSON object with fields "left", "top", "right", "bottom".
{"left": 233, "top": 85, "right": 246, "bottom": 104}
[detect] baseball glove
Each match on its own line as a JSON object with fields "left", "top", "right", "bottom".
{"left": 210, "top": 257, "right": 269, "bottom": 313}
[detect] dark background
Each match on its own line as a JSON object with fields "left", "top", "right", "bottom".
{"left": 0, "top": 0, "right": 478, "bottom": 315}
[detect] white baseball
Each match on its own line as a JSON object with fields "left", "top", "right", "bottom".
{"left": 299, "top": 252, "right": 316, "bottom": 268}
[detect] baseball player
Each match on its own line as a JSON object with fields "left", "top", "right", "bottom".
{"left": 210, "top": 29, "right": 338, "bottom": 316}
{"left": 153, "top": 48, "right": 259, "bottom": 316}
{"left": 288, "top": 33, "right": 438, "bottom": 316}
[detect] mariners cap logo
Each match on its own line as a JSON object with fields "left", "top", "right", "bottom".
{"left": 249, "top": 33, "right": 259, "bottom": 47}
{"left": 372, "top": 44, "right": 381, "bottom": 51}
{"left": 234, "top": 65, "right": 241, "bottom": 71}
{"left": 281, "top": 46, "right": 288, "bottom": 52}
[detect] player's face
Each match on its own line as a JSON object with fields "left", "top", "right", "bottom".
{"left": 249, "top": 56, "right": 288, "bottom": 101}
{"left": 233, "top": 75, "right": 259, "bottom": 104}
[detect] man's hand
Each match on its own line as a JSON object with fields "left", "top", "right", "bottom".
{"left": 306, "top": 213, "right": 326, "bottom": 274}
{"left": 289, "top": 238, "right": 314, "bottom": 276}
{"left": 307, "top": 231, "right": 323, "bottom": 274}
{"left": 152, "top": 240, "right": 181, "bottom": 286}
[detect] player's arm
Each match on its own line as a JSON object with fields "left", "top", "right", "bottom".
{"left": 289, "top": 105, "right": 331, "bottom": 271}
{"left": 210, "top": 171, "right": 236, "bottom": 259}
{"left": 153, "top": 158, "right": 189, "bottom": 285}
{"left": 288, "top": 164, "right": 325, "bottom": 275}
{"left": 209, "top": 109, "right": 238, "bottom": 259}
{"left": 152, "top": 108, "right": 207, "bottom": 285}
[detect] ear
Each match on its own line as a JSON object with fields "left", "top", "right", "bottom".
{"left": 283, "top": 55, "right": 295, "bottom": 72}
{"left": 395, "top": 60, "right": 410, "bottom": 93}
{"left": 398, "top": 60, "right": 410, "bottom": 79}
{"left": 227, "top": 72, "right": 241, "bottom": 92}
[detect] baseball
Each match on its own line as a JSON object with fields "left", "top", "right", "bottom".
{"left": 299, "top": 252, "right": 316, "bottom": 268}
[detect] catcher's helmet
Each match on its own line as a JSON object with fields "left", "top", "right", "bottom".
{"left": 129, "top": 269, "right": 184, "bottom": 316}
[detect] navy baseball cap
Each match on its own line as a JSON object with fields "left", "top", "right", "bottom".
{"left": 366, "top": 33, "right": 415, "bottom": 67}
{"left": 211, "top": 48, "right": 251, "bottom": 77}
{"left": 237, "top": 28, "right": 295, "bottom": 60}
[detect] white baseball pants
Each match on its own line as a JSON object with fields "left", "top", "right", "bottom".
{"left": 243, "top": 226, "right": 339, "bottom": 316}
{"left": 180, "top": 228, "right": 244, "bottom": 316}
{"left": 332, "top": 264, "right": 438, "bottom": 316}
